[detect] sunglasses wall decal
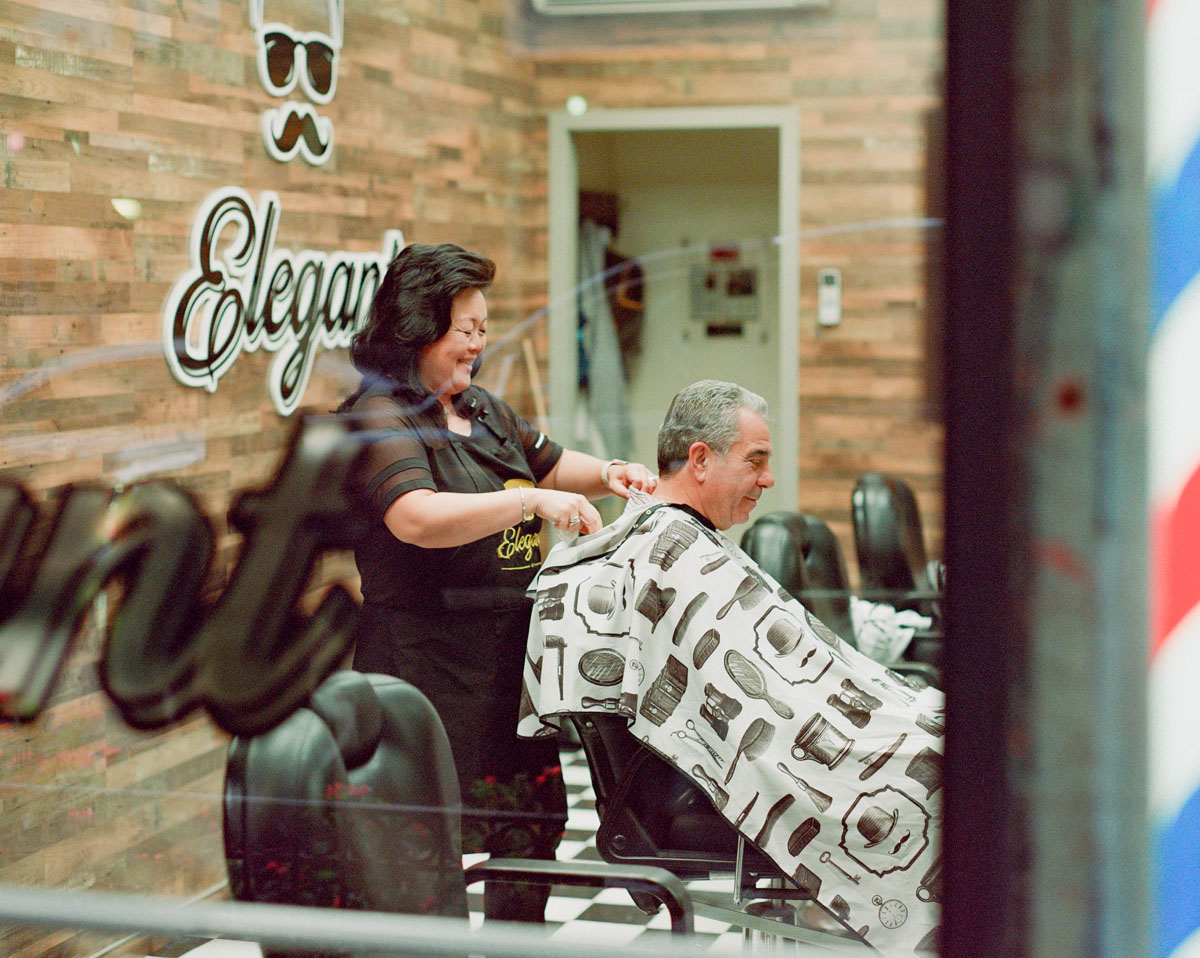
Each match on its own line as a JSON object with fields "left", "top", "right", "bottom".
{"left": 256, "top": 24, "right": 338, "bottom": 104}
{"left": 248, "top": 0, "right": 344, "bottom": 165}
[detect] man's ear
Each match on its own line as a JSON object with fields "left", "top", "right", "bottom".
{"left": 686, "top": 441, "right": 710, "bottom": 481}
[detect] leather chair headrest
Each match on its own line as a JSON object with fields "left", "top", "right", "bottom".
{"left": 739, "top": 511, "right": 809, "bottom": 596}
{"left": 224, "top": 671, "right": 470, "bottom": 930}
{"left": 851, "top": 472, "right": 930, "bottom": 593}
{"left": 741, "top": 511, "right": 855, "bottom": 643}
{"left": 308, "top": 670, "right": 384, "bottom": 770}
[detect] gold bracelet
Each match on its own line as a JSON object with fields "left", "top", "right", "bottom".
{"left": 518, "top": 486, "right": 535, "bottom": 522}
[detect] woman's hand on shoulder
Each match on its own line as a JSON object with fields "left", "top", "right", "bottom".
{"left": 529, "top": 488, "right": 603, "bottom": 534}
{"left": 604, "top": 460, "right": 658, "bottom": 499}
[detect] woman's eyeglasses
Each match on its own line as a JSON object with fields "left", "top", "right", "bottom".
{"left": 256, "top": 25, "right": 338, "bottom": 104}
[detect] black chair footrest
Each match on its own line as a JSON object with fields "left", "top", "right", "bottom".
{"left": 464, "top": 858, "right": 694, "bottom": 934}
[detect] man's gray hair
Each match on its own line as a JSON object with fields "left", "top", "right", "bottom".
{"left": 657, "top": 380, "right": 769, "bottom": 476}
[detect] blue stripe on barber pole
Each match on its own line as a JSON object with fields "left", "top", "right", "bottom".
{"left": 1152, "top": 144, "right": 1200, "bottom": 330}
{"left": 1149, "top": 0, "right": 1200, "bottom": 955}
{"left": 1157, "top": 790, "right": 1200, "bottom": 957}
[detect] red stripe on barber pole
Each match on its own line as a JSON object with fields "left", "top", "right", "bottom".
{"left": 1151, "top": 470, "right": 1200, "bottom": 657}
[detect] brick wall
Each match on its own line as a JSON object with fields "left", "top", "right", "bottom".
{"left": 0, "top": 0, "right": 943, "bottom": 949}
{"left": 516, "top": 0, "right": 946, "bottom": 561}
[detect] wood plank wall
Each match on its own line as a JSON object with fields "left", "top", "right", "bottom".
{"left": 0, "top": 0, "right": 943, "bottom": 953}
{"left": 517, "top": 0, "right": 946, "bottom": 565}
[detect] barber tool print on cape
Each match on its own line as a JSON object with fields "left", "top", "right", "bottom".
{"left": 699, "top": 551, "right": 731, "bottom": 574}
{"left": 802, "top": 605, "right": 849, "bottom": 654}
{"left": 753, "top": 793, "right": 795, "bottom": 845}
{"left": 827, "top": 894, "right": 870, "bottom": 940}
{"left": 650, "top": 520, "right": 699, "bottom": 569}
{"left": 700, "top": 681, "right": 742, "bottom": 739}
{"left": 578, "top": 648, "right": 625, "bottom": 686}
{"left": 692, "top": 764, "right": 729, "bottom": 810}
{"left": 581, "top": 692, "right": 638, "bottom": 716}
{"left": 671, "top": 592, "right": 710, "bottom": 646}
{"left": 636, "top": 579, "right": 676, "bottom": 631}
{"left": 674, "top": 718, "right": 724, "bottom": 765}
{"left": 639, "top": 655, "right": 687, "bottom": 726}
{"left": 725, "top": 716, "right": 774, "bottom": 783}
{"left": 874, "top": 894, "right": 909, "bottom": 930}
{"left": 828, "top": 678, "right": 883, "bottom": 729}
{"left": 777, "top": 760, "right": 834, "bottom": 812}
{"left": 905, "top": 746, "right": 942, "bottom": 798}
{"left": 536, "top": 582, "right": 568, "bottom": 621}
{"left": 788, "top": 816, "right": 821, "bottom": 856}
{"left": 724, "top": 650, "right": 794, "bottom": 719}
{"left": 840, "top": 785, "right": 931, "bottom": 876}
{"left": 733, "top": 792, "right": 758, "bottom": 828}
{"left": 916, "top": 854, "right": 941, "bottom": 903}
{"left": 753, "top": 605, "right": 835, "bottom": 685}
{"left": 792, "top": 712, "right": 854, "bottom": 770}
{"left": 574, "top": 560, "right": 634, "bottom": 638}
{"left": 716, "top": 571, "right": 771, "bottom": 619}
{"left": 519, "top": 493, "right": 944, "bottom": 954}
{"left": 859, "top": 732, "right": 906, "bottom": 781}
{"left": 543, "top": 635, "right": 567, "bottom": 698}
{"left": 693, "top": 628, "right": 720, "bottom": 668}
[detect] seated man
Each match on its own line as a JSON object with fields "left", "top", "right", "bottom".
{"left": 518, "top": 380, "right": 942, "bottom": 955}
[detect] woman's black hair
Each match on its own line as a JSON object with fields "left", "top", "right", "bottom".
{"left": 343, "top": 242, "right": 495, "bottom": 413}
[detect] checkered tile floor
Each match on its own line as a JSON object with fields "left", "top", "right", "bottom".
{"left": 164, "top": 749, "right": 752, "bottom": 958}
{"left": 464, "top": 751, "right": 746, "bottom": 951}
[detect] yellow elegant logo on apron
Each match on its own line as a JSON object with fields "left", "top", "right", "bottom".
{"left": 499, "top": 478, "right": 539, "bottom": 568}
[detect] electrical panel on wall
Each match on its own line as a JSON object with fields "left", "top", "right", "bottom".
{"left": 689, "top": 242, "right": 761, "bottom": 336}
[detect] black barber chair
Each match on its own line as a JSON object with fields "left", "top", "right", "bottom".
{"left": 223, "top": 670, "right": 467, "bottom": 922}
{"left": 570, "top": 711, "right": 868, "bottom": 947}
{"left": 742, "top": 508, "right": 940, "bottom": 688}
{"left": 851, "top": 472, "right": 944, "bottom": 671}
{"left": 224, "top": 670, "right": 693, "bottom": 958}
{"left": 739, "top": 510, "right": 855, "bottom": 642}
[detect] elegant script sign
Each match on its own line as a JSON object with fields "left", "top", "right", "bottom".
{"left": 163, "top": 187, "right": 403, "bottom": 416}
{"left": 0, "top": 416, "right": 367, "bottom": 735}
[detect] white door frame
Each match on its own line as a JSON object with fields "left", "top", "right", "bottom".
{"left": 547, "top": 104, "right": 800, "bottom": 509}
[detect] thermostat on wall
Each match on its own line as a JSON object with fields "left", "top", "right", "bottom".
{"left": 817, "top": 268, "right": 842, "bottom": 327}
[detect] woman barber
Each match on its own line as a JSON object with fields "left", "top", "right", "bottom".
{"left": 340, "top": 242, "right": 656, "bottom": 922}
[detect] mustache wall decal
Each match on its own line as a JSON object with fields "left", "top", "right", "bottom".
{"left": 262, "top": 104, "right": 333, "bottom": 165}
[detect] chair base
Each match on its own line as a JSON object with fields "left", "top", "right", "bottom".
{"left": 464, "top": 858, "right": 694, "bottom": 935}
{"left": 691, "top": 897, "right": 869, "bottom": 950}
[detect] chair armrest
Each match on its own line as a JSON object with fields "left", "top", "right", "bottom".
{"left": 464, "top": 858, "right": 694, "bottom": 934}
{"left": 890, "top": 660, "right": 941, "bottom": 689}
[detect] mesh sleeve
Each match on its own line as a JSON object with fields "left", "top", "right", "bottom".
{"left": 350, "top": 394, "right": 437, "bottom": 515}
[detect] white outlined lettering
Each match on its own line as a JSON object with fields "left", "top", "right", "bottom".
{"left": 163, "top": 186, "right": 403, "bottom": 416}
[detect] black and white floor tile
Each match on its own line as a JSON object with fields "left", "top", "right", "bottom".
{"left": 162, "top": 750, "right": 750, "bottom": 958}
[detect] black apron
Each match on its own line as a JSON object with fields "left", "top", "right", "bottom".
{"left": 346, "top": 387, "right": 568, "bottom": 879}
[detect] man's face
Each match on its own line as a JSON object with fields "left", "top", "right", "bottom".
{"left": 700, "top": 408, "right": 775, "bottom": 530}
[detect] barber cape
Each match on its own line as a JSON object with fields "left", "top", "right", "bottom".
{"left": 518, "top": 491, "right": 942, "bottom": 955}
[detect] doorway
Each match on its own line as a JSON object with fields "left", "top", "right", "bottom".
{"left": 547, "top": 105, "right": 800, "bottom": 529}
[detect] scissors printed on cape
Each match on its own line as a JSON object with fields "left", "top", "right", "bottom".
{"left": 673, "top": 719, "right": 724, "bottom": 765}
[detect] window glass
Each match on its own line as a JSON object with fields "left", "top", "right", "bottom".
{"left": 0, "top": 0, "right": 944, "bottom": 953}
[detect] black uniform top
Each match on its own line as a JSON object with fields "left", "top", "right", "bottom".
{"left": 345, "top": 384, "right": 570, "bottom": 891}
{"left": 348, "top": 385, "right": 565, "bottom": 615}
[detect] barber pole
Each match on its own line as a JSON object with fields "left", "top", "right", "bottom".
{"left": 1147, "top": 0, "right": 1200, "bottom": 954}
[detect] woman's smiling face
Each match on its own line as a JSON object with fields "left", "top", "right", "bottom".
{"left": 417, "top": 287, "right": 488, "bottom": 397}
